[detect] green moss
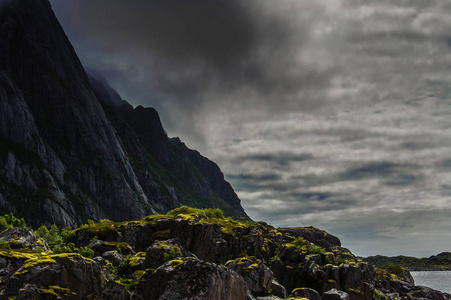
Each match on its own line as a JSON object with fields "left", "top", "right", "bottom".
{"left": 169, "top": 258, "right": 185, "bottom": 268}
{"left": 151, "top": 230, "right": 171, "bottom": 241}
{"left": 163, "top": 246, "right": 182, "bottom": 262}
{"left": 196, "top": 216, "right": 248, "bottom": 236}
{"left": 375, "top": 264, "right": 407, "bottom": 281}
{"left": 309, "top": 244, "right": 326, "bottom": 254}
{"left": 39, "top": 285, "right": 76, "bottom": 297}
{"left": 349, "top": 288, "right": 364, "bottom": 295}
{"left": 285, "top": 237, "right": 308, "bottom": 253}
{"left": 77, "top": 221, "right": 119, "bottom": 236}
{"left": 129, "top": 254, "right": 146, "bottom": 268}
{"left": 103, "top": 241, "right": 133, "bottom": 253}
{"left": 22, "top": 256, "right": 57, "bottom": 270}
{"left": 0, "top": 249, "right": 38, "bottom": 260}
{"left": 143, "top": 214, "right": 170, "bottom": 220}
{"left": 40, "top": 288, "right": 58, "bottom": 296}
{"left": 244, "top": 263, "right": 259, "bottom": 274}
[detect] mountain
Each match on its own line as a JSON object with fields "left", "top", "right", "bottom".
{"left": 364, "top": 252, "right": 451, "bottom": 271}
{"left": 0, "top": 0, "right": 247, "bottom": 228}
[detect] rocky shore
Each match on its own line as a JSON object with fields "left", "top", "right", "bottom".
{"left": 0, "top": 207, "right": 449, "bottom": 300}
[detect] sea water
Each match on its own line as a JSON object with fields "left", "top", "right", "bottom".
{"left": 410, "top": 271, "right": 451, "bottom": 294}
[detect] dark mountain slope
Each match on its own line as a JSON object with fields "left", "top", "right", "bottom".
{"left": 0, "top": 0, "right": 247, "bottom": 226}
{"left": 88, "top": 71, "right": 248, "bottom": 219}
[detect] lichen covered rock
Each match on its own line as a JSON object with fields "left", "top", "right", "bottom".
{"left": 226, "top": 256, "right": 273, "bottom": 295}
{"left": 134, "top": 257, "right": 247, "bottom": 300}
{"left": 0, "top": 228, "right": 50, "bottom": 251}
{"left": 4, "top": 253, "right": 104, "bottom": 298}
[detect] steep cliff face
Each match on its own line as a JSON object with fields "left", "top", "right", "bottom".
{"left": 88, "top": 70, "right": 248, "bottom": 219}
{"left": 0, "top": 0, "right": 248, "bottom": 226}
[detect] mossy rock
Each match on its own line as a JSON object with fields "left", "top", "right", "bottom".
{"left": 87, "top": 239, "right": 134, "bottom": 256}
{"left": 144, "top": 240, "right": 183, "bottom": 270}
{"left": 135, "top": 257, "right": 247, "bottom": 300}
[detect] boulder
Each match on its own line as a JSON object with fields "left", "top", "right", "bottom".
{"left": 87, "top": 239, "right": 134, "bottom": 256}
{"left": 226, "top": 256, "right": 273, "bottom": 295}
{"left": 278, "top": 227, "right": 341, "bottom": 251}
{"left": 143, "top": 239, "right": 184, "bottom": 269}
{"left": 102, "top": 251, "right": 123, "bottom": 266}
{"left": 4, "top": 253, "right": 113, "bottom": 299}
{"left": 291, "top": 287, "right": 321, "bottom": 300}
{"left": 322, "top": 289, "right": 349, "bottom": 300}
{"left": 133, "top": 257, "right": 247, "bottom": 300}
{"left": 270, "top": 280, "right": 287, "bottom": 299}
{"left": 0, "top": 228, "right": 49, "bottom": 251}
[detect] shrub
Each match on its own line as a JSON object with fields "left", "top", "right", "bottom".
{"left": 0, "top": 218, "right": 9, "bottom": 232}
{"left": 78, "top": 246, "right": 94, "bottom": 258}
{"left": 35, "top": 225, "right": 49, "bottom": 238}
{"left": 3, "top": 212, "right": 26, "bottom": 228}
{"left": 35, "top": 224, "right": 62, "bottom": 247}
{"left": 166, "top": 206, "right": 225, "bottom": 219}
{"left": 61, "top": 227, "right": 75, "bottom": 243}
{"left": 0, "top": 212, "right": 26, "bottom": 231}
{"left": 0, "top": 239, "right": 10, "bottom": 249}
{"left": 310, "top": 244, "right": 326, "bottom": 254}
{"left": 204, "top": 208, "right": 224, "bottom": 219}
{"left": 53, "top": 243, "right": 76, "bottom": 254}
{"left": 166, "top": 206, "right": 198, "bottom": 216}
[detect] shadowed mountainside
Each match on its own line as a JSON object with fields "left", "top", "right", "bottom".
{"left": 0, "top": 0, "right": 247, "bottom": 227}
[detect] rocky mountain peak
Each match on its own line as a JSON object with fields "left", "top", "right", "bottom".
{"left": 0, "top": 0, "right": 248, "bottom": 226}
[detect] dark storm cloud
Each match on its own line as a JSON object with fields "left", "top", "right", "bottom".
{"left": 50, "top": 0, "right": 334, "bottom": 118}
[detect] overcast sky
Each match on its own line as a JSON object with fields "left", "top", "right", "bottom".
{"left": 49, "top": 0, "right": 451, "bottom": 257}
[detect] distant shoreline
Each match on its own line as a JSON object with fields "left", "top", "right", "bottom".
{"left": 408, "top": 268, "right": 451, "bottom": 271}
{"left": 363, "top": 252, "right": 451, "bottom": 271}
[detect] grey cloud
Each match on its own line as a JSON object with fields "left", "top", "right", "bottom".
{"left": 234, "top": 152, "right": 314, "bottom": 168}
{"left": 244, "top": 192, "right": 358, "bottom": 219}
{"left": 439, "top": 159, "right": 451, "bottom": 169}
{"left": 338, "top": 162, "right": 421, "bottom": 185}
{"left": 227, "top": 173, "right": 282, "bottom": 183}
{"left": 49, "top": 0, "right": 451, "bottom": 257}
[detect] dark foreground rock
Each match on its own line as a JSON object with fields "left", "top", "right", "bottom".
{"left": 0, "top": 228, "right": 49, "bottom": 251}
{"left": 0, "top": 211, "right": 450, "bottom": 300}
{"left": 133, "top": 257, "right": 247, "bottom": 300}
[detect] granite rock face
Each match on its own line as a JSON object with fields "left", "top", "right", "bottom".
{"left": 0, "top": 0, "right": 248, "bottom": 227}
